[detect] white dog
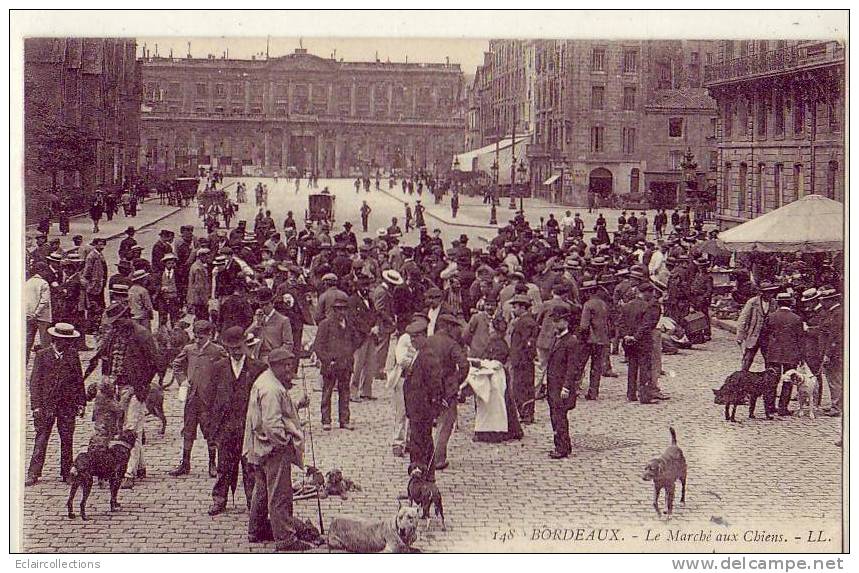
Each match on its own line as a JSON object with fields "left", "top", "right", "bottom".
{"left": 327, "top": 506, "right": 420, "bottom": 553}
{"left": 783, "top": 369, "right": 819, "bottom": 419}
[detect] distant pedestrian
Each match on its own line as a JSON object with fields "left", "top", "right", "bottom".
{"left": 89, "top": 197, "right": 103, "bottom": 233}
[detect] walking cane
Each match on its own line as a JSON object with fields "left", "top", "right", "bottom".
{"left": 298, "top": 355, "right": 325, "bottom": 535}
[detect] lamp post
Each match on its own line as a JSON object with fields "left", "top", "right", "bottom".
{"left": 453, "top": 156, "right": 460, "bottom": 192}
{"left": 508, "top": 153, "right": 518, "bottom": 210}
{"left": 489, "top": 157, "right": 499, "bottom": 225}
{"left": 517, "top": 158, "right": 528, "bottom": 214}
{"left": 680, "top": 146, "right": 698, "bottom": 209}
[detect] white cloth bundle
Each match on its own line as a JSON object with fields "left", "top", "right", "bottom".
{"left": 464, "top": 359, "right": 508, "bottom": 433}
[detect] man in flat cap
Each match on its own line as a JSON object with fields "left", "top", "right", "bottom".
{"left": 403, "top": 319, "right": 442, "bottom": 472}
{"left": 509, "top": 294, "right": 539, "bottom": 424}
{"left": 244, "top": 345, "right": 310, "bottom": 551}
{"left": 170, "top": 320, "right": 227, "bottom": 478}
{"left": 312, "top": 295, "right": 356, "bottom": 430}
{"left": 620, "top": 281, "right": 662, "bottom": 404}
{"left": 425, "top": 313, "right": 469, "bottom": 471}
{"left": 151, "top": 229, "right": 175, "bottom": 275}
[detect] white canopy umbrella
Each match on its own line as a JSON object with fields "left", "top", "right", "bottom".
{"left": 718, "top": 194, "right": 844, "bottom": 252}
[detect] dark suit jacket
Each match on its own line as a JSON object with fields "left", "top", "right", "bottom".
{"left": 424, "top": 331, "right": 470, "bottom": 400}
{"left": 29, "top": 347, "right": 86, "bottom": 415}
{"left": 206, "top": 356, "right": 267, "bottom": 446}
{"left": 821, "top": 304, "right": 843, "bottom": 363}
{"left": 545, "top": 331, "right": 582, "bottom": 391}
{"left": 172, "top": 341, "right": 227, "bottom": 406}
{"left": 761, "top": 307, "right": 804, "bottom": 364}
{"left": 620, "top": 298, "right": 661, "bottom": 344}
{"left": 312, "top": 316, "right": 357, "bottom": 372}
{"left": 403, "top": 348, "right": 443, "bottom": 422}
{"left": 509, "top": 314, "right": 538, "bottom": 367}
{"left": 346, "top": 292, "right": 377, "bottom": 345}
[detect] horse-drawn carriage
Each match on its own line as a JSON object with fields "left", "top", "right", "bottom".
{"left": 306, "top": 190, "right": 336, "bottom": 223}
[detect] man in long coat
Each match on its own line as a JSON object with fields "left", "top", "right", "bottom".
{"left": 207, "top": 326, "right": 267, "bottom": 515}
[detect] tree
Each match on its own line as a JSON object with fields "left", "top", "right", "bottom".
{"left": 28, "top": 119, "right": 97, "bottom": 192}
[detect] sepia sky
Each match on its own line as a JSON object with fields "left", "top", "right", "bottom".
{"left": 137, "top": 37, "right": 489, "bottom": 75}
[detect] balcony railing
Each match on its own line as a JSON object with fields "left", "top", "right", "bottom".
{"left": 140, "top": 109, "right": 463, "bottom": 128}
{"left": 704, "top": 41, "right": 844, "bottom": 84}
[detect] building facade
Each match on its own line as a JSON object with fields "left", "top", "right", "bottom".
{"left": 24, "top": 38, "right": 141, "bottom": 220}
{"left": 467, "top": 39, "right": 720, "bottom": 206}
{"left": 705, "top": 40, "right": 845, "bottom": 228}
{"left": 139, "top": 48, "right": 464, "bottom": 178}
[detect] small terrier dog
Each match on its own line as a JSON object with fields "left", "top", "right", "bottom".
{"left": 323, "top": 468, "right": 362, "bottom": 500}
{"left": 783, "top": 369, "right": 819, "bottom": 419}
{"left": 66, "top": 429, "right": 137, "bottom": 520}
{"left": 642, "top": 427, "right": 687, "bottom": 518}
{"left": 403, "top": 463, "right": 446, "bottom": 530}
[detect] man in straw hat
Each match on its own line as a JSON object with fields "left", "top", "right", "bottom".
{"left": 24, "top": 323, "right": 86, "bottom": 487}
{"left": 169, "top": 320, "right": 227, "bottom": 478}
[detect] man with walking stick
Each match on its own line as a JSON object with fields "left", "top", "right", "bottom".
{"left": 243, "top": 346, "right": 312, "bottom": 552}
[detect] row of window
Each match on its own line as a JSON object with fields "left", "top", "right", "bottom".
{"left": 721, "top": 159, "right": 840, "bottom": 213}
{"left": 590, "top": 86, "right": 637, "bottom": 111}
{"left": 721, "top": 89, "right": 840, "bottom": 140}
{"left": 589, "top": 126, "right": 637, "bottom": 154}
{"left": 590, "top": 48, "right": 639, "bottom": 73}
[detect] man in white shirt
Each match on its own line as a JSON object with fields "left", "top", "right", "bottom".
{"left": 25, "top": 262, "right": 53, "bottom": 362}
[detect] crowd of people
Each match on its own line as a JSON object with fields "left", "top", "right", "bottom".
{"left": 23, "top": 174, "right": 844, "bottom": 551}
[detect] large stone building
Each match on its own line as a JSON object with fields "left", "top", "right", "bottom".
{"left": 139, "top": 47, "right": 464, "bottom": 178}
{"left": 24, "top": 38, "right": 141, "bottom": 220}
{"left": 705, "top": 40, "right": 845, "bottom": 228}
{"left": 464, "top": 39, "right": 720, "bottom": 206}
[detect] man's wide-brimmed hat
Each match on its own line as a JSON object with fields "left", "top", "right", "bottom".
{"left": 130, "top": 269, "right": 150, "bottom": 282}
{"left": 758, "top": 281, "right": 781, "bottom": 292}
{"left": 48, "top": 322, "right": 80, "bottom": 338}
{"left": 800, "top": 288, "right": 820, "bottom": 303}
{"left": 382, "top": 269, "right": 404, "bottom": 285}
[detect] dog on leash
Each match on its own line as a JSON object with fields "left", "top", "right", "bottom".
{"left": 327, "top": 506, "right": 421, "bottom": 553}
{"left": 642, "top": 427, "right": 687, "bottom": 518}
{"left": 783, "top": 369, "right": 819, "bottom": 419}
{"left": 66, "top": 429, "right": 137, "bottom": 520}
{"left": 713, "top": 369, "right": 779, "bottom": 422}
{"left": 403, "top": 463, "right": 445, "bottom": 530}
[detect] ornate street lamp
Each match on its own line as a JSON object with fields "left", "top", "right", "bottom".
{"left": 490, "top": 158, "right": 499, "bottom": 225}
{"left": 680, "top": 146, "right": 698, "bottom": 208}
{"left": 517, "top": 158, "right": 528, "bottom": 214}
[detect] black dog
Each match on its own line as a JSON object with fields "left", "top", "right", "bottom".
{"left": 66, "top": 429, "right": 136, "bottom": 520}
{"left": 713, "top": 369, "right": 779, "bottom": 422}
{"left": 404, "top": 463, "right": 445, "bottom": 530}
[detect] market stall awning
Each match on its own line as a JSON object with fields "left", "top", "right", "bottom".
{"left": 718, "top": 194, "right": 844, "bottom": 253}
{"left": 452, "top": 135, "right": 531, "bottom": 184}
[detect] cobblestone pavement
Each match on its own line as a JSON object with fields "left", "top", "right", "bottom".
{"left": 19, "top": 179, "right": 844, "bottom": 553}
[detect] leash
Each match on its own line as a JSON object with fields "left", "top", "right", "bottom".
{"left": 299, "top": 356, "right": 325, "bottom": 536}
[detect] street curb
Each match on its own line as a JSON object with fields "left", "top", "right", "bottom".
{"left": 377, "top": 187, "right": 500, "bottom": 231}
{"left": 711, "top": 317, "right": 738, "bottom": 334}
{"left": 102, "top": 206, "right": 184, "bottom": 242}
{"left": 25, "top": 196, "right": 165, "bottom": 232}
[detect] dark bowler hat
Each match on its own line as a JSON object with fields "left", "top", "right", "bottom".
{"left": 256, "top": 287, "right": 274, "bottom": 304}
{"left": 159, "top": 229, "right": 174, "bottom": 237}
{"left": 125, "top": 226, "right": 136, "bottom": 234}
{"left": 220, "top": 326, "right": 245, "bottom": 346}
